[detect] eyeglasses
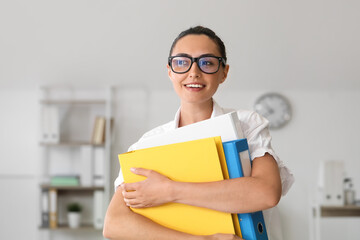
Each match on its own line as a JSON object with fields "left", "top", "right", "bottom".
{"left": 168, "top": 55, "right": 226, "bottom": 74}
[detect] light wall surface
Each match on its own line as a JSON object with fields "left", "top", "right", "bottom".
{"left": 1, "top": 1, "right": 359, "bottom": 240}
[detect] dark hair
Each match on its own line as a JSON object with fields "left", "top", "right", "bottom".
{"left": 169, "top": 26, "right": 227, "bottom": 63}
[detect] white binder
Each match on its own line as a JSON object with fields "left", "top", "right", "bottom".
{"left": 80, "top": 146, "right": 93, "bottom": 186}
{"left": 93, "top": 190, "right": 104, "bottom": 229}
{"left": 41, "top": 106, "right": 60, "bottom": 143}
{"left": 135, "top": 111, "right": 251, "bottom": 177}
{"left": 318, "top": 160, "right": 344, "bottom": 206}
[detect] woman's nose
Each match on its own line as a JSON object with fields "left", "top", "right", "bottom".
{"left": 188, "top": 61, "right": 201, "bottom": 78}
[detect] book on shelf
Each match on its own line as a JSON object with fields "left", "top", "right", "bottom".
{"left": 119, "top": 136, "right": 239, "bottom": 236}
{"left": 50, "top": 175, "right": 80, "bottom": 186}
{"left": 91, "top": 116, "right": 106, "bottom": 145}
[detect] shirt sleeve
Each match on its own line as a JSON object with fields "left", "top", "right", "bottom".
{"left": 239, "top": 110, "right": 294, "bottom": 196}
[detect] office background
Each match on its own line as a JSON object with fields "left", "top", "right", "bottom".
{"left": 0, "top": 0, "right": 359, "bottom": 239}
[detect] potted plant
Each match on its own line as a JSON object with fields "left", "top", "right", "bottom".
{"left": 67, "top": 202, "right": 82, "bottom": 228}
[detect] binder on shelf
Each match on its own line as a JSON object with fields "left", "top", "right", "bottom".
{"left": 318, "top": 160, "right": 344, "bottom": 206}
{"left": 49, "top": 188, "right": 58, "bottom": 229}
{"left": 41, "top": 189, "right": 49, "bottom": 228}
{"left": 93, "top": 190, "right": 104, "bottom": 229}
{"left": 41, "top": 107, "right": 50, "bottom": 142}
{"left": 119, "top": 137, "right": 240, "bottom": 236}
{"left": 41, "top": 106, "right": 60, "bottom": 143}
{"left": 80, "top": 145, "right": 94, "bottom": 186}
{"left": 223, "top": 139, "right": 268, "bottom": 240}
{"left": 93, "top": 147, "right": 105, "bottom": 186}
{"left": 49, "top": 106, "right": 60, "bottom": 143}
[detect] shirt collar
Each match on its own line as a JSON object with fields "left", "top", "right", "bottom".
{"left": 173, "top": 99, "right": 224, "bottom": 129}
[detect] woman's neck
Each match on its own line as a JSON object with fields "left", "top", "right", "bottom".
{"left": 178, "top": 100, "right": 213, "bottom": 127}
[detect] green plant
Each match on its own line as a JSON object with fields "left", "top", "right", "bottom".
{"left": 67, "top": 202, "right": 82, "bottom": 212}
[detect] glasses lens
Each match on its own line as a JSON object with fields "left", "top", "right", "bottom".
{"left": 198, "top": 57, "right": 220, "bottom": 73}
{"left": 171, "top": 57, "right": 191, "bottom": 73}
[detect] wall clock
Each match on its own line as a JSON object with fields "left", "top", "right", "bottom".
{"left": 254, "top": 92, "right": 292, "bottom": 129}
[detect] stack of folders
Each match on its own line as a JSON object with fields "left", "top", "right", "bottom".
{"left": 120, "top": 137, "right": 238, "bottom": 235}
{"left": 119, "top": 112, "right": 268, "bottom": 239}
{"left": 41, "top": 189, "right": 58, "bottom": 229}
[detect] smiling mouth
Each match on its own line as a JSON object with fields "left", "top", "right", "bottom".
{"left": 184, "top": 84, "right": 205, "bottom": 88}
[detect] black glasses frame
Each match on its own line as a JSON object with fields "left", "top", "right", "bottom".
{"left": 168, "top": 55, "right": 226, "bottom": 74}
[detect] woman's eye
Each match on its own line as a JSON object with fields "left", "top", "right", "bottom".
{"left": 199, "top": 60, "right": 213, "bottom": 66}
{"left": 175, "top": 60, "right": 189, "bottom": 66}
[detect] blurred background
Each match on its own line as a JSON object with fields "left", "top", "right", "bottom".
{"left": 0, "top": 0, "right": 359, "bottom": 239}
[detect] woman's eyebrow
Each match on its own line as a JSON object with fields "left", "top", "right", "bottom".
{"left": 173, "top": 53, "right": 217, "bottom": 58}
{"left": 173, "top": 53, "right": 191, "bottom": 57}
{"left": 198, "top": 53, "right": 217, "bottom": 57}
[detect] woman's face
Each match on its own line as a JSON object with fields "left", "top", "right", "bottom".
{"left": 167, "top": 34, "right": 229, "bottom": 106}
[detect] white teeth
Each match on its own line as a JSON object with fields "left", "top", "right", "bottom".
{"left": 185, "top": 84, "right": 204, "bottom": 88}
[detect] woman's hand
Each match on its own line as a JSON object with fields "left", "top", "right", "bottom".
{"left": 120, "top": 168, "right": 174, "bottom": 208}
{"left": 204, "top": 233, "right": 243, "bottom": 240}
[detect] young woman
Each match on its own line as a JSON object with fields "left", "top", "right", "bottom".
{"left": 104, "top": 26, "right": 294, "bottom": 240}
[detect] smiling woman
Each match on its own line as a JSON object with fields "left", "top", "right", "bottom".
{"left": 166, "top": 33, "right": 229, "bottom": 126}
{"left": 103, "top": 26, "right": 294, "bottom": 240}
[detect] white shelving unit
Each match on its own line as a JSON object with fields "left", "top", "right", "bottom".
{"left": 38, "top": 86, "right": 113, "bottom": 240}
{"left": 309, "top": 202, "right": 360, "bottom": 240}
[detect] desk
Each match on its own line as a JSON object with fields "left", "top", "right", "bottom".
{"left": 311, "top": 205, "right": 360, "bottom": 240}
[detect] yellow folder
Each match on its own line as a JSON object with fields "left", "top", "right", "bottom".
{"left": 119, "top": 136, "right": 241, "bottom": 236}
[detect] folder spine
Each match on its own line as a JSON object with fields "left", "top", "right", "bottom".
{"left": 223, "top": 139, "right": 268, "bottom": 240}
{"left": 49, "top": 188, "right": 58, "bottom": 229}
{"left": 41, "top": 189, "right": 49, "bottom": 228}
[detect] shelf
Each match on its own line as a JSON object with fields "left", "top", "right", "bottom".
{"left": 40, "top": 185, "right": 104, "bottom": 191}
{"left": 39, "top": 224, "right": 102, "bottom": 231}
{"left": 38, "top": 86, "right": 112, "bottom": 240}
{"left": 40, "top": 141, "right": 105, "bottom": 147}
{"left": 40, "top": 100, "right": 106, "bottom": 105}
{"left": 320, "top": 205, "right": 360, "bottom": 217}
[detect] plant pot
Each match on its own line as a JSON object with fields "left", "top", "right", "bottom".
{"left": 68, "top": 212, "right": 81, "bottom": 228}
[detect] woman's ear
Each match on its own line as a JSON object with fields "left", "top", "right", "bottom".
{"left": 220, "top": 64, "right": 230, "bottom": 84}
{"left": 167, "top": 64, "right": 173, "bottom": 80}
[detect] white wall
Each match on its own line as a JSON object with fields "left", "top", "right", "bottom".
{"left": 1, "top": 0, "right": 359, "bottom": 91}
{"left": 1, "top": 0, "right": 360, "bottom": 240}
